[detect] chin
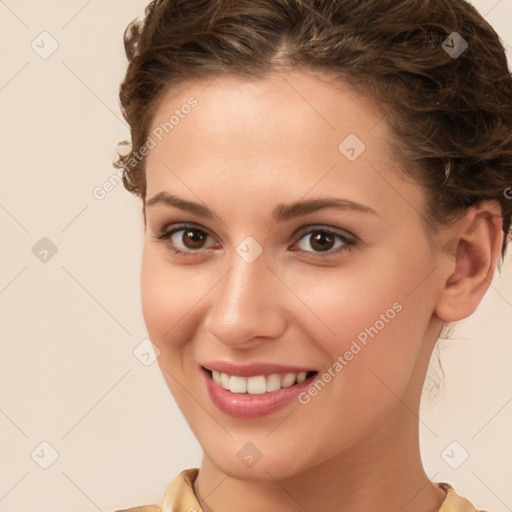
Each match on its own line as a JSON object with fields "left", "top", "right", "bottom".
{"left": 199, "top": 436, "right": 318, "bottom": 482}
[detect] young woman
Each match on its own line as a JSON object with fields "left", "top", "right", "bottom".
{"left": 113, "top": 0, "right": 512, "bottom": 511}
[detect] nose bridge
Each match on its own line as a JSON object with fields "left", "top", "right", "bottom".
{"left": 203, "top": 247, "right": 286, "bottom": 346}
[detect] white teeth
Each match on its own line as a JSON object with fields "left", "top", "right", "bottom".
{"left": 266, "top": 374, "right": 281, "bottom": 392}
{"left": 281, "top": 373, "right": 296, "bottom": 388}
{"left": 229, "top": 375, "right": 247, "bottom": 393}
{"left": 220, "top": 372, "right": 230, "bottom": 389}
{"left": 247, "top": 375, "right": 266, "bottom": 394}
{"left": 210, "top": 370, "right": 311, "bottom": 394}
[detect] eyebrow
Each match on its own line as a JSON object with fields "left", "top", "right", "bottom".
{"left": 145, "top": 191, "right": 380, "bottom": 223}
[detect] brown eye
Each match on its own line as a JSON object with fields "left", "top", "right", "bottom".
{"left": 153, "top": 224, "right": 217, "bottom": 255}
{"left": 180, "top": 228, "right": 208, "bottom": 249}
{"left": 293, "top": 227, "right": 356, "bottom": 257}
{"left": 308, "top": 231, "right": 336, "bottom": 252}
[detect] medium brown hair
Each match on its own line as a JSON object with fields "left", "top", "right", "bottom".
{"left": 114, "top": 0, "right": 512, "bottom": 261}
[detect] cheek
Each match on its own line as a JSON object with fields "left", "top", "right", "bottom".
{"left": 286, "top": 253, "right": 434, "bottom": 387}
{"left": 279, "top": 259, "right": 406, "bottom": 346}
{"left": 140, "top": 246, "right": 197, "bottom": 347}
{"left": 140, "top": 248, "right": 202, "bottom": 408}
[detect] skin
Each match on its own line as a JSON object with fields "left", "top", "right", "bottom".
{"left": 140, "top": 68, "right": 503, "bottom": 512}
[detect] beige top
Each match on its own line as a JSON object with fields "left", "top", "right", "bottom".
{"left": 113, "top": 468, "right": 488, "bottom": 512}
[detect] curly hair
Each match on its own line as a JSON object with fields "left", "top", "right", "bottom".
{"left": 114, "top": 0, "right": 512, "bottom": 261}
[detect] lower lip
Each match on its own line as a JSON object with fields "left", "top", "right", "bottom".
{"left": 202, "top": 368, "right": 317, "bottom": 419}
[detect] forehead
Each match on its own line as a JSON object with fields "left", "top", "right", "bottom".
{"left": 147, "top": 69, "right": 391, "bottom": 157}
{"left": 144, "top": 69, "right": 422, "bottom": 222}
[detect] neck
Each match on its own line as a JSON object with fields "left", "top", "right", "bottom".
{"left": 194, "top": 404, "right": 446, "bottom": 512}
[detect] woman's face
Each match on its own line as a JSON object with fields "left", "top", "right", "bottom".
{"left": 141, "top": 69, "right": 448, "bottom": 479}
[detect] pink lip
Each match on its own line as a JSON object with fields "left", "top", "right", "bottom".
{"left": 201, "top": 361, "right": 316, "bottom": 377}
{"left": 200, "top": 366, "right": 318, "bottom": 419}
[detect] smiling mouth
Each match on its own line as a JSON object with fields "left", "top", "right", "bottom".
{"left": 202, "top": 366, "right": 318, "bottom": 395}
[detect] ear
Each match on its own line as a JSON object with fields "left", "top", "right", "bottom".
{"left": 435, "top": 200, "right": 504, "bottom": 323}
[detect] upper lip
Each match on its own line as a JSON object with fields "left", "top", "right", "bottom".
{"left": 201, "top": 361, "right": 317, "bottom": 377}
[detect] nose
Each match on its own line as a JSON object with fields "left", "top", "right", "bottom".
{"left": 201, "top": 251, "right": 287, "bottom": 349}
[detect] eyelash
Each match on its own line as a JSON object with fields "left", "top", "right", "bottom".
{"left": 152, "top": 223, "right": 358, "bottom": 258}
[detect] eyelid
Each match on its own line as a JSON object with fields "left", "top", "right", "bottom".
{"left": 291, "top": 224, "right": 357, "bottom": 244}
{"left": 155, "top": 222, "right": 214, "bottom": 239}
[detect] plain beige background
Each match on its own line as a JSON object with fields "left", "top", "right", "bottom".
{"left": 0, "top": 1, "right": 511, "bottom": 511}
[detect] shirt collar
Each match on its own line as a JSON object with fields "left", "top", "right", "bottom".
{"left": 437, "top": 482, "right": 485, "bottom": 512}
{"left": 160, "top": 471, "right": 483, "bottom": 512}
{"left": 162, "top": 468, "right": 202, "bottom": 512}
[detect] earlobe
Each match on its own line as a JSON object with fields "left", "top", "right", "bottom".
{"left": 435, "top": 201, "right": 504, "bottom": 323}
